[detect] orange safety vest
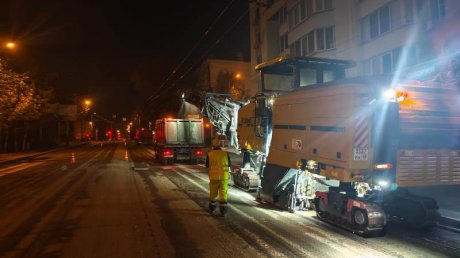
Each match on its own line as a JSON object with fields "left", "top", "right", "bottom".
{"left": 207, "top": 149, "right": 230, "bottom": 180}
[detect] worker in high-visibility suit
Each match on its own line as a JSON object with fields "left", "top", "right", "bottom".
{"left": 206, "top": 139, "right": 231, "bottom": 216}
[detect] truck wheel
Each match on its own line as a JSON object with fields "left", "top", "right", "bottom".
{"left": 161, "top": 158, "right": 168, "bottom": 165}
{"left": 352, "top": 209, "right": 368, "bottom": 230}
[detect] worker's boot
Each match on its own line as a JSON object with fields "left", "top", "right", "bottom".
{"left": 219, "top": 206, "right": 228, "bottom": 217}
{"left": 209, "top": 202, "right": 217, "bottom": 214}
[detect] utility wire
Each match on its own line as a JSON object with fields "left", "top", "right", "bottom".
{"left": 145, "top": 0, "right": 236, "bottom": 104}
{"left": 168, "top": 8, "right": 250, "bottom": 90}
{"left": 146, "top": 6, "right": 249, "bottom": 106}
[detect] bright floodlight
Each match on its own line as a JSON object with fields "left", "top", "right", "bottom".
{"left": 378, "top": 180, "right": 389, "bottom": 187}
{"left": 382, "top": 88, "right": 407, "bottom": 102}
{"left": 383, "top": 88, "right": 396, "bottom": 100}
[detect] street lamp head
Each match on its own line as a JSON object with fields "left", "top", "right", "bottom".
{"left": 82, "top": 99, "right": 92, "bottom": 113}
{"left": 5, "top": 41, "right": 15, "bottom": 49}
{"left": 235, "top": 73, "right": 242, "bottom": 79}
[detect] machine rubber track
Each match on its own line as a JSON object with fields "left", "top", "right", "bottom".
{"left": 315, "top": 209, "right": 385, "bottom": 237}
{"left": 232, "top": 175, "right": 259, "bottom": 192}
{"left": 384, "top": 191, "right": 440, "bottom": 230}
{"left": 314, "top": 193, "right": 386, "bottom": 237}
{"left": 231, "top": 167, "right": 259, "bottom": 192}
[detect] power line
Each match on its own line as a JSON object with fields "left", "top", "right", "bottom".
{"left": 145, "top": 0, "right": 237, "bottom": 104}
{"left": 145, "top": 6, "right": 249, "bottom": 107}
{"left": 169, "top": 8, "right": 250, "bottom": 89}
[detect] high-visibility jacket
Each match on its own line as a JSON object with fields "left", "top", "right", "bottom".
{"left": 207, "top": 149, "right": 230, "bottom": 180}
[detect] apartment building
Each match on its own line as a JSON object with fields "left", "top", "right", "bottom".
{"left": 249, "top": 0, "right": 460, "bottom": 82}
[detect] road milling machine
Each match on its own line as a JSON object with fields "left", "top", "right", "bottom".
{"left": 259, "top": 70, "right": 460, "bottom": 236}
{"left": 183, "top": 56, "right": 351, "bottom": 191}
{"left": 182, "top": 90, "right": 264, "bottom": 190}
{"left": 184, "top": 55, "right": 460, "bottom": 235}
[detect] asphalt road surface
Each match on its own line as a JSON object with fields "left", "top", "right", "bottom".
{"left": 0, "top": 142, "right": 459, "bottom": 258}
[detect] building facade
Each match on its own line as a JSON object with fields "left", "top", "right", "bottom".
{"left": 249, "top": 0, "right": 460, "bottom": 82}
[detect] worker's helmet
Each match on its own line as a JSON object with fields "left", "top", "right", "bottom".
{"left": 212, "top": 138, "right": 220, "bottom": 147}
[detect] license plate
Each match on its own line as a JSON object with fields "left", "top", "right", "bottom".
{"left": 353, "top": 147, "right": 369, "bottom": 161}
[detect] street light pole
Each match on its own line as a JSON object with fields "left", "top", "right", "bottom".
{"left": 81, "top": 99, "right": 92, "bottom": 141}
{"left": 91, "top": 112, "right": 97, "bottom": 141}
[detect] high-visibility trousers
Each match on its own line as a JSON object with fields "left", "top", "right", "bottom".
{"left": 209, "top": 179, "right": 228, "bottom": 208}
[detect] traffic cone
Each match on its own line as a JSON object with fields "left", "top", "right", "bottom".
{"left": 70, "top": 152, "right": 76, "bottom": 164}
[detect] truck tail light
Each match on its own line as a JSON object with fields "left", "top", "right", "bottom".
{"left": 195, "top": 150, "right": 204, "bottom": 156}
{"left": 163, "top": 149, "right": 173, "bottom": 156}
{"left": 372, "top": 163, "right": 393, "bottom": 170}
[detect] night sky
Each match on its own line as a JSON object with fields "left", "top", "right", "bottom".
{"left": 1, "top": 0, "right": 250, "bottom": 119}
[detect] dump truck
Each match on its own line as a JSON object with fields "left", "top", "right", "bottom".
{"left": 153, "top": 118, "right": 205, "bottom": 165}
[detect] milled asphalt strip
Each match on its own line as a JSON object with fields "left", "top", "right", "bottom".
{"left": 178, "top": 165, "right": 281, "bottom": 219}
{"left": 172, "top": 166, "right": 314, "bottom": 258}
